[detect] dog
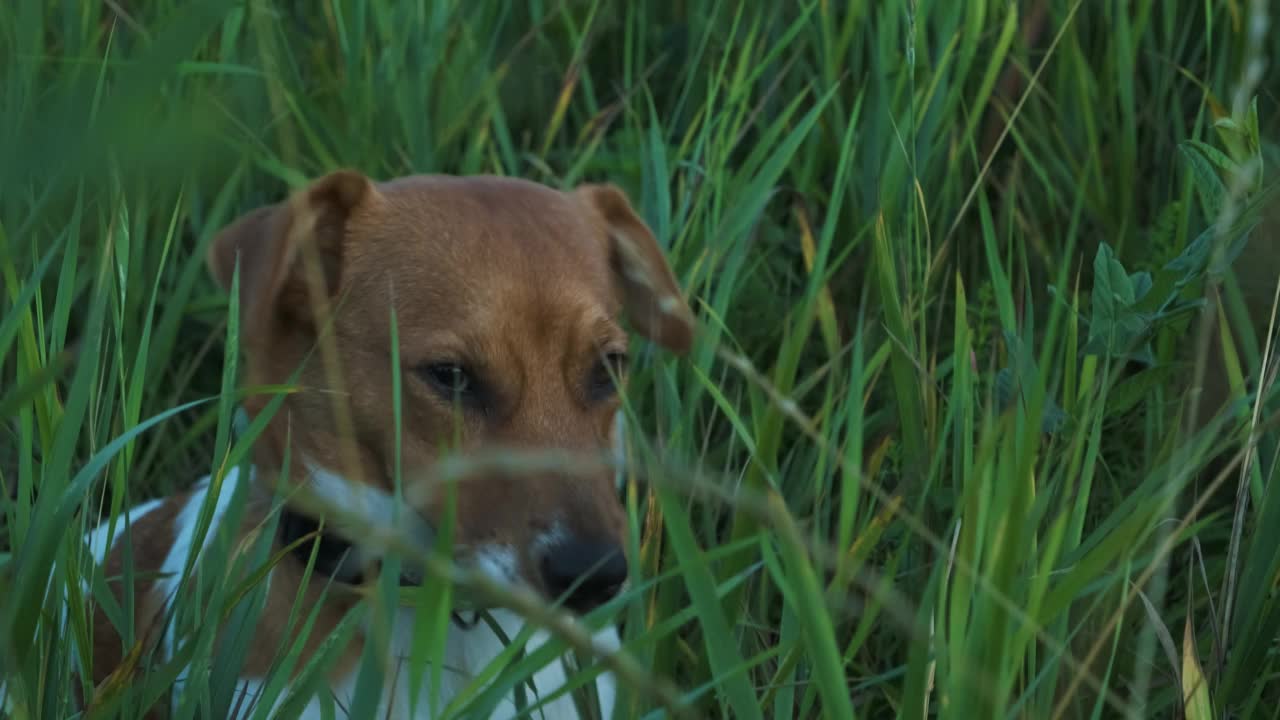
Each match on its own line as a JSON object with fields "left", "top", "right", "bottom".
{"left": 71, "top": 171, "right": 695, "bottom": 718}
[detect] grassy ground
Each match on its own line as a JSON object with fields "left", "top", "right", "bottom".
{"left": 3, "top": 1, "right": 1280, "bottom": 718}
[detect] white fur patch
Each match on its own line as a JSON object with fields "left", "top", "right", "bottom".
{"left": 533, "top": 522, "right": 569, "bottom": 562}
{"left": 293, "top": 609, "right": 620, "bottom": 720}
{"left": 161, "top": 467, "right": 261, "bottom": 709}
{"left": 473, "top": 545, "right": 520, "bottom": 586}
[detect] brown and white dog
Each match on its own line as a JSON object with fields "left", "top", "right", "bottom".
{"left": 75, "top": 171, "right": 695, "bottom": 718}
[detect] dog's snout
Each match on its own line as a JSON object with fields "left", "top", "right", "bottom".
{"left": 540, "top": 540, "right": 628, "bottom": 613}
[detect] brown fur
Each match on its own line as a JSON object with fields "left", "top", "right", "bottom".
{"left": 90, "top": 513, "right": 168, "bottom": 683}
{"left": 85, "top": 493, "right": 182, "bottom": 718}
{"left": 88, "top": 171, "right": 694, "bottom": 694}
{"left": 206, "top": 174, "right": 689, "bottom": 576}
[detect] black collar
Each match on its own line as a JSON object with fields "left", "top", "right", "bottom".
{"left": 278, "top": 506, "right": 368, "bottom": 585}
{"left": 277, "top": 506, "right": 481, "bottom": 629}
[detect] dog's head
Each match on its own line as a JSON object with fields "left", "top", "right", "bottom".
{"left": 207, "top": 171, "right": 693, "bottom": 612}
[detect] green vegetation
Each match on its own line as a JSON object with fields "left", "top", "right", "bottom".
{"left": 3, "top": 1, "right": 1280, "bottom": 717}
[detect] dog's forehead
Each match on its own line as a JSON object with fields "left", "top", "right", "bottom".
{"left": 376, "top": 175, "right": 604, "bottom": 258}
{"left": 344, "top": 174, "right": 622, "bottom": 332}
{"left": 360, "top": 176, "right": 610, "bottom": 281}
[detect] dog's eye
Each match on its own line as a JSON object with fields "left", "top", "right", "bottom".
{"left": 588, "top": 352, "right": 628, "bottom": 401}
{"left": 419, "top": 363, "right": 474, "bottom": 398}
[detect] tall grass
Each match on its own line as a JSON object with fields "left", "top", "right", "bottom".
{"left": 3, "top": 1, "right": 1280, "bottom": 718}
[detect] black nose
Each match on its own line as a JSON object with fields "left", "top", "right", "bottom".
{"left": 540, "top": 540, "right": 628, "bottom": 613}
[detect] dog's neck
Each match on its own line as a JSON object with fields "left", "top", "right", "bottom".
{"left": 274, "top": 472, "right": 489, "bottom": 635}
{"left": 274, "top": 459, "right": 436, "bottom": 585}
{"left": 276, "top": 505, "right": 371, "bottom": 585}
{"left": 232, "top": 407, "right": 439, "bottom": 592}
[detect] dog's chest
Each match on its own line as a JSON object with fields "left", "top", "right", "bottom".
{"left": 82, "top": 470, "right": 617, "bottom": 719}
{"left": 278, "top": 609, "right": 612, "bottom": 720}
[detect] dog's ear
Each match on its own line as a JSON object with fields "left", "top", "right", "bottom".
{"left": 207, "top": 170, "right": 378, "bottom": 345}
{"left": 576, "top": 183, "right": 695, "bottom": 354}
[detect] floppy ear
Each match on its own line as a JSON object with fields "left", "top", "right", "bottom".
{"left": 207, "top": 170, "right": 378, "bottom": 346}
{"left": 576, "top": 183, "right": 695, "bottom": 354}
